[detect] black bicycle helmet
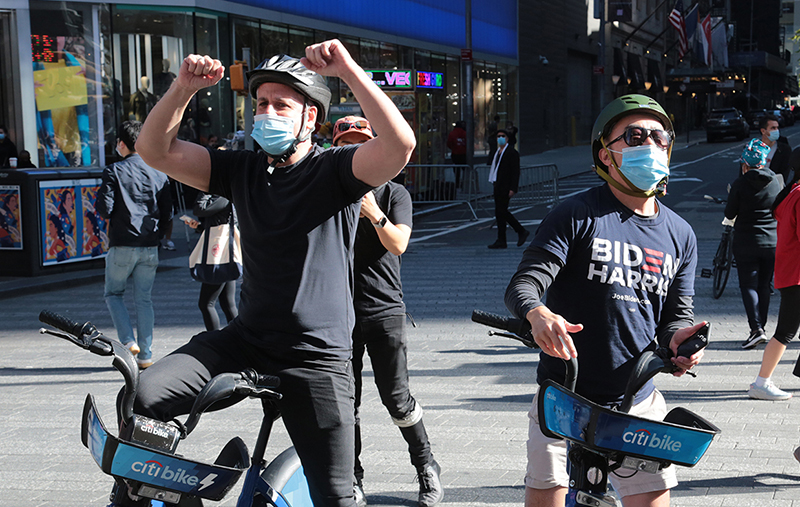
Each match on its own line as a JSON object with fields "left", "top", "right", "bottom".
{"left": 247, "top": 55, "right": 332, "bottom": 121}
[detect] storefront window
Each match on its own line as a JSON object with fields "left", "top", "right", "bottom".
{"left": 289, "top": 28, "right": 313, "bottom": 59}
{"left": 190, "top": 12, "right": 231, "bottom": 146}
{"left": 380, "top": 43, "right": 399, "bottom": 69}
{"left": 262, "top": 23, "right": 289, "bottom": 62}
{"left": 361, "top": 39, "right": 380, "bottom": 69}
{"left": 111, "top": 6, "right": 193, "bottom": 149}
{"left": 30, "top": 2, "right": 110, "bottom": 168}
{"left": 233, "top": 18, "right": 259, "bottom": 63}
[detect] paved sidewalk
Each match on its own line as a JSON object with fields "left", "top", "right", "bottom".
{"left": 3, "top": 129, "right": 799, "bottom": 506}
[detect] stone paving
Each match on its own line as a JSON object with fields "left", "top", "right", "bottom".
{"left": 3, "top": 134, "right": 800, "bottom": 506}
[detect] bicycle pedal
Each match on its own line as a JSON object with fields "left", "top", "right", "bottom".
{"left": 700, "top": 268, "right": 712, "bottom": 278}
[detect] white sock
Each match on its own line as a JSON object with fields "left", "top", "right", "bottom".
{"left": 755, "top": 376, "right": 770, "bottom": 388}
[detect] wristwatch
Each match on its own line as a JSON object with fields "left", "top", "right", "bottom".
{"left": 373, "top": 215, "right": 388, "bottom": 228}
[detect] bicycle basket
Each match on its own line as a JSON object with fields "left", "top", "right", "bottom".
{"left": 81, "top": 394, "right": 248, "bottom": 501}
{"left": 537, "top": 381, "right": 719, "bottom": 467}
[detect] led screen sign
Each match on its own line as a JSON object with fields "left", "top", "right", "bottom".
{"left": 366, "top": 70, "right": 413, "bottom": 89}
{"left": 416, "top": 71, "right": 443, "bottom": 89}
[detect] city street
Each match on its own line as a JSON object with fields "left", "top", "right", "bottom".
{"left": 3, "top": 130, "right": 800, "bottom": 506}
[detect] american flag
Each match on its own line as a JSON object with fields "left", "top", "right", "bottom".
{"left": 669, "top": 0, "right": 689, "bottom": 58}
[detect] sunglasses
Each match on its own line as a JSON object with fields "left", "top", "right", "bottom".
{"left": 336, "top": 120, "right": 370, "bottom": 133}
{"left": 607, "top": 126, "right": 673, "bottom": 150}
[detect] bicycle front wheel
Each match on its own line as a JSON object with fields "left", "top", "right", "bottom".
{"left": 711, "top": 233, "right": 732, "bottom": 299}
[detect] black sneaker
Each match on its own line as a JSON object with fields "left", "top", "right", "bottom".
{"left": 354, "top": 483, "right": 367, "bottom": 507}
{"left": 517, "top": 229, "right": 530, "bottom": 247}
{"left": 416, "top": 460, "right": 443, "bottom": 507}
{"left": 741, "top": 328, "right": 767, "bottom": 350}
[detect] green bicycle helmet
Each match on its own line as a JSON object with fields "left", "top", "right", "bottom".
{"left": 591, "top": 94, "right": 673, "bottom": 173}
{"left": 247, "top": 55, "right": 332, "bottom": 120}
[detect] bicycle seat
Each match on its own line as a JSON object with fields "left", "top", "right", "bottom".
{"left": 537, "top": 381, "right": 720, "bottom": 469}
{"left": 81, "top": 394, "right": 248, "bottom": 502}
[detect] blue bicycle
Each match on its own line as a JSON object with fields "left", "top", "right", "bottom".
{"left": 472, "top": 310, "right": 720, "bottom": 507}
{"left": 38, "top": 310, "right": 313, "bottom": 507}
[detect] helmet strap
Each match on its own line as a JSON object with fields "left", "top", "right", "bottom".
{"left": 597, "top": 137, "right": 666, "bottom": 198}
{"left": 266, "top": 103, "right": 310, "bottom": 176}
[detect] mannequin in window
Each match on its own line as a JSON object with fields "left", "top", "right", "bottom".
{"left": 154, "top": 59, "right": 176, "bottom": 99}
{"left": 130, "top": 76, "right": 156, "bottom": 121}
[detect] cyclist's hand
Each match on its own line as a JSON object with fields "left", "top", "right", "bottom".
{"left": 525, "top": 306, "right": 582, "bottom": 360}
{"left": 177, "top": 55, "right": 224, "bottom": 93}
{"left": 301, "top": 39, "right": 356, "bottom": 79}
{"left": 668, "top": 321, "right": 707, "bottom": 376}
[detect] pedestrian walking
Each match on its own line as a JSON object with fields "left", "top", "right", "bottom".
{"left": 748, "top": 149, "right": 800, "bottom": 401}
{"left": 488, "top": 129, "right": 529, "bottom": 249}
{"left": 96, "top": 120, "right": 173, "bottom": 369}
{"left": 725, "top": 139, "right": 781, "bottom": 350}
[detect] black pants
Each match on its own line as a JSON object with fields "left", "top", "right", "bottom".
{"left": 494, "top": 189, "right": 524, "bottom": 243}
{"left": 198, "top": 280, "right": 238, "bottom": 331}
{"left": 734, "top": 247, "right": 775, "bottom": 332}
{"left": 352, "top": 314, "right": 432, "bottom": 483}
{"left": 130, "top": 323, "right": 357, "bottom": 507}
{"left": 775, "top": 285, "right": 800, "bottom": 344}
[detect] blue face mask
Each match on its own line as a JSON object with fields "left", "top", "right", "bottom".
{"left": 0, "top": 134, "right": 5, "bottom": 141}
{"left": 497, "top": 137, "right": 507, "bottom": 147}
{"left": 611, "top": 145, "right": 670, "bottom": 192}
{"left": 251, "top": 113, "right": 297, "bottom": 156}
{"left": 768, "top": 130, "right": 780, "bottom": 142}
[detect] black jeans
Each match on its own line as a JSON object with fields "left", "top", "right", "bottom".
{"left": 198, "top": 280, "right": 238, "bottom": 331}
{"left": 775, "top": 285, "right": 800, "bottom": 345}
{"left": 734, "top": 247, "right": 775, "bottom": 332}
{"left": 493, "top": 188, "right": 524, "bottom": 244}
{"left": 352, "top": 314, "right": 431, "bottom": 483}
{"left": 130, "top": 323, "right": 356, "bottom": 507}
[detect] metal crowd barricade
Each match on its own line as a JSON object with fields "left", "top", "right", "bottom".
{"left": 402, "top": 164, "right": 477, "bottom": 218}
{"left": 470, "top": 163, "right": 560, "bottom": 208}
{"left": 402, "top": 163, "right": 559, "bottom": 221}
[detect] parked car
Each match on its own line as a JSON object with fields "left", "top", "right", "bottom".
{"left": 778, "top": 107, "right": 795, "bottom": 126}
{"left": 746, "top": 109, "right": 769, "bottom": 130}
{"left": 772, "top": 109, "right": 788, "bottom": 128}
{"left": 706, "top": 108, "right": 750, "bottom": 142}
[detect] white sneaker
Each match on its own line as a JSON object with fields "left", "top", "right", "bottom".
{"left": 748, "top": 381, "right": 792, "bottom": 400}
{"left": 161, "top": 239, "right": 176, "bottom": 251}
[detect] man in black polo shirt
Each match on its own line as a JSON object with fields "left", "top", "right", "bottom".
{"left": 132, "top": 40, "right": 416, "bottom": 507}
{"left": 332, "top": 116, "right": 442, "bottom": 507}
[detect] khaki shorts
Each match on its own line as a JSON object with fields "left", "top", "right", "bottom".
{"left": 525, "top": 389, "right": 678, "bottom": 498}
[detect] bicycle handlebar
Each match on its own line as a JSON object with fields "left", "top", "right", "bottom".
{"left": 471, "top": 310, "right": 578, "bottom": 391}
{"left": 472, "top": 310, "right": 710, "bottom": 412}
{"left": 39, "top": 310, "right": 139, "bottom": 424}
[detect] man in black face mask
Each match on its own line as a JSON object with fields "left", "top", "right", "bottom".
{"left": 133, "top": 40, "right": 416, "bottom": 507}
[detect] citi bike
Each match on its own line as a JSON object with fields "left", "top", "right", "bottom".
{"left": 699, "top": 195, "right": 734, "bottom": 299}
{"left": 471, "top": 310, "right": 719, "bottom": 507}
{"left": 38, "top": 310, "right": 313, "bottom": 507}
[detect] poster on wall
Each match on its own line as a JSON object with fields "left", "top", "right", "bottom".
{"left": 0, "top": 185, "right": 22, "bottom": 250}
{"left": 40, "top": 179, "right": 108, "bottom": 266}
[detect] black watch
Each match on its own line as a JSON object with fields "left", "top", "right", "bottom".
{"left": 373, "top": 216, "right": 388, "bottom": 228}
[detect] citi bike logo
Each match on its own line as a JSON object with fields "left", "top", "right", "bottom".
{"left": 622, "top": 429, "right": 682, "bottom": 453}
{"left": 131, "top": 460, "right": 217, "bottom": 490}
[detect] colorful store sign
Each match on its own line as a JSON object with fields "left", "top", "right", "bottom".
{"left": 365, "top": 70, "right": 413, "bottom": 89}
{"left": 416, "top": 71, "right": 443, "bottom": 89}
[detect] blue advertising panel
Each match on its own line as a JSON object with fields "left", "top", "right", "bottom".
{"left": 229, "top": 0, "right": 517, "bottom": 60}
{"left": 0, "top": 185, "right": 22, "bottom": 250}
{"left": 39, "top": 178, "right": 108, "bottom": 266}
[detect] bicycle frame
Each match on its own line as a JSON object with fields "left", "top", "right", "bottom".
{"left": 711, "top": 224, "right": 734, "bottom": 299}
{"left": 38, "top": 310, "right": 313, "bottom": 507}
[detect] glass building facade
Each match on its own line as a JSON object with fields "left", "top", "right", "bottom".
{"left": 1, "top": 1, "right": 517, "bottom": 170}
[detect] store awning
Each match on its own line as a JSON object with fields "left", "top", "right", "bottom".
{"left": 646, "top": 59, "right": 663, "bottom": 91}
{"left": 627, "top": 53, "right": 645, "bottom": 89}
{"left": 613, "top": 47, "right": 628, "bottom": 84}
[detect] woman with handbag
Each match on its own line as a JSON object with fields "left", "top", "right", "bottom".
{"left": 188, "top": 193, "right": 240, "bottom": 331}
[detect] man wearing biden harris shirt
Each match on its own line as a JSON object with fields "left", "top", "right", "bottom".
{"left": 505, "top": 95, "right": 706, "bottom": 507}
